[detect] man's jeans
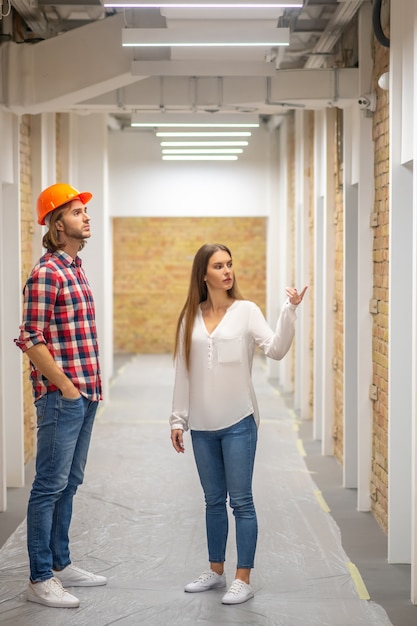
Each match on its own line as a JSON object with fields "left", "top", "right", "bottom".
{"left": 27, "top": 391, "right": 98, "bottom": 582}
{"left": 191, "top": 414, "right": 258, "bottom": 569}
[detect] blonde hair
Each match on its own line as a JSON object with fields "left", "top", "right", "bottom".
{"left": 174, "top": 243, "right": 243, "bottom": 370}
{"left": 42, "top": 202, "right": 86, "bottom": 253}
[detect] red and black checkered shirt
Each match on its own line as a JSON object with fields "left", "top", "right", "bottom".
{"left": 15, "top": 250, "right": 102, "bottom": 402}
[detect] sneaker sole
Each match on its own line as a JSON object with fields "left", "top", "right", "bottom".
{"left": 184, "top": 583, "right": 226, "bottom": 593}
{"left": 27, "top": 592, "right": 80, "bottom": 608}
{"left": 54, "top": 579, "right": 107, "bottom": 587}
{"left": 222, "top": 591, "right": 254, "bottom": 605}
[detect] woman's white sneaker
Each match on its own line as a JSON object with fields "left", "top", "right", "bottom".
{"left": 221, "top": 579, "right": 254, "bottom": 605}
{"left": 184, "top": 570, "right": 226, "bottom": 592}
{"left": 27, "top": 577, "right": 80, "bottom": 608}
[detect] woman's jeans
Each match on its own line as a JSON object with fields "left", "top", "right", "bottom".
{"left": 191, "top": 415, "right": 258, "bottom": 569}
{"left": 27, "top": 391, "right": 98, "bottom": 583}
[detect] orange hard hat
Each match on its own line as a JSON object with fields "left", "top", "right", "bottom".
{"left": 36, "top": 183, "right": 93, "bottom": 225}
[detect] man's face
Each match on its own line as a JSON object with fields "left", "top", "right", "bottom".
{"left": 57, "top": 199, "right": 91, "bottom": 242}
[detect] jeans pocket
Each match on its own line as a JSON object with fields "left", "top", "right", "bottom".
{"left": 34, "top": 395, "right": 47, "bottom": 423}
{"left": 60, "top": 394, "right": 83, "bottom": 403}
{"left": 57, "top": 393, "right": 85, "bottom": 421}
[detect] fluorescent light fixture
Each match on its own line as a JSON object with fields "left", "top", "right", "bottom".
{"left": 160, "top": 141, "right": 249, "bottom": 146}
{"left": 134, "top": 122, "right": 257, "bottom": 128}
{"left": 162, "top": 148, "right": 243, "bottom": 153}
{"left": 156, "top": 131, "right": 252, "bottom": 137}
{"left": 131, "top": 113, "right": 259, "bottom": 128}
{"left": 107, "top": 1, "right": 301, "bottom": 7}
{"left": 122, "top": 27, "right": 289, "bottom": 47}
{"left": 163, "top": 155, "right": 238, "bottom": 160}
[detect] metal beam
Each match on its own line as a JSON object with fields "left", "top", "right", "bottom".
{"left": 132, "top": 60, "right": 277, "bottom": 76}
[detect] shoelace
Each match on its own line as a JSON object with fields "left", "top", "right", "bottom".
{"left": 196, "top": 571, "right": 217, "bottom": 583}
{"left": 227, "top": 580, "right": 246, "bottom": 596}
{"left": 45, "top": 578, "right": 67, "bottom": 597}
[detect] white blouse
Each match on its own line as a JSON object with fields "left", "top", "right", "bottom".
{"left": 170, "top": 299, "right": 297, "bottom": 432}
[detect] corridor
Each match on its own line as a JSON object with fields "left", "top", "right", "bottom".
{"left": 0, "top": 354, "right": 393, "bottom": 625}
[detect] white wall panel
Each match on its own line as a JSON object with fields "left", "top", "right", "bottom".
{"left": 109, "top": 126, "right": 272, "bottom": 218}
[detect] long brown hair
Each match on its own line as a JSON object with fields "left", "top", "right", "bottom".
{"left": 174, "top": 243, "right": 243, "bottom": 370}
{"left": 42, "top": 201, "right": 86, "bottom": 253}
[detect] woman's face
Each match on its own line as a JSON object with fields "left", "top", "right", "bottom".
{"left": 204, "top": 249, "right": 234, "bottom": 292}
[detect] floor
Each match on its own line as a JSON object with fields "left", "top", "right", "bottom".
{"left": 0, "top": 353, "right": 416, "bottom": 625}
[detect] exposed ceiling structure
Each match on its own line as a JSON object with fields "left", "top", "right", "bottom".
{"left": 0, "top": 0, "right": 367, "bottom": 126}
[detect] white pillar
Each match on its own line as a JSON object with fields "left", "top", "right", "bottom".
{"left": 294, "top": 110, "right": 311, "bottom": 419}
{"left": 313, "top": 110, "right": 325, "bottom": 441}
{"left": 317, "top": 109, "right": 336, "bottom": 455}
{"left": 409, "top": 0, "right": 417, "bottom": 604}
{"left": 356, "top": 2, "right": 374, "bottom": 511}
{"left": 388, "top": 0, "right": 413, "bottom": 564}
{"left": 275, "top": 117, "right": 293, "bottom": 392}
{"left": 66, "top": 114, "right": 113, "bottom": 404}
{"left": 266, "top": 124, "right": 283, "bottom": 381}
{"left": 343, "top": 105, "right": 359, "bottom": 489}
{"left": 31, "top": 113, "right": 57, "bottom": 263}
{"left": 0, "top": 111, "right": 25, "bottom": 511}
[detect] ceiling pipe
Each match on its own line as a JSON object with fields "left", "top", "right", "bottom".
{"left": 10, "top": 0, "right": 50, "bottom": 37}
{"left": 303, "top": 0, "right": 364, "bottom": 69}
{"left": 372, "top": 0, "right": 389, "bottom": 48}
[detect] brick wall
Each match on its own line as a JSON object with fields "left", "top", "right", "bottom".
{"left": 113, "top": 217, "right": 267, "bottom": 353}
{"left": 19, "top": 115, "right": 36, "bottom": 463}
{"left": 333, "top": 108, "right": 345, "bottom": 463}
{"left": 370, "top": 43, "right": 390, "bottom": 532}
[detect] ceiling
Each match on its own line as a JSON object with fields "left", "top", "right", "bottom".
{"left": 0, "top": 0, "right": 367, "bottom": 126}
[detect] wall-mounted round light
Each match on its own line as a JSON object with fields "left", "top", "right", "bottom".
{"left": 377, "top": 72, "right": 389, "bottom": 91}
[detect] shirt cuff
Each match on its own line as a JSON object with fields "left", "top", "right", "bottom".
{"left": 285, "top": 298, "right": 298, "bottom": 310}
{"left": 14, "top": 332, "right": 46, "bottom": 353}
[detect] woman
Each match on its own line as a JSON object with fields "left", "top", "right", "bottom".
{"left": 170, "top": 243, "right": 307, "bottom": 605}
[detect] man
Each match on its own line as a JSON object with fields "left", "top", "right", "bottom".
{"left": 15, "top": 183, "right": 106, "bottom": 608}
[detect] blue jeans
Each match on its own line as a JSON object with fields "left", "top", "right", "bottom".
{"left": 27, "top": 391, "right": 98, "bottom": 582}
{"left": 191, "top": 415, "right": 258, "bottom": 569}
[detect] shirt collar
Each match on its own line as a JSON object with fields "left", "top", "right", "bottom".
{"left": 54, "top": 250, "right": 82, "bottom": 268}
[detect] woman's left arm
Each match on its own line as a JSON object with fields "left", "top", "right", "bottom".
{"left": 251, "top": 285, "right": 308, "bottom": 360}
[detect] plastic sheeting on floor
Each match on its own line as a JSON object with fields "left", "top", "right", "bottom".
{"left": 0, "top": 354, "right": 393, "bottom": 626}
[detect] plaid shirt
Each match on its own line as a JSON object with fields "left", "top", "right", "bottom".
{"left": 15, "top": 250, "right": 102, "bottom": 402}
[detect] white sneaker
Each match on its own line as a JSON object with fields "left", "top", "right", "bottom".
{"left": 221, "top": 579, "right": 254, "bottom": 605}
{"left": 53, "top": 564, "right": 107, "bottom": 587}
{"left": 27, "top": 577, "right": 80, "bottom": 608}
{"left": 184, "top": 570, "right": 226, "bottom": 593}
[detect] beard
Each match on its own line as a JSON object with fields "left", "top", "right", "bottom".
{"left": 62, "top": 221, "right": 91, "bottom": 241}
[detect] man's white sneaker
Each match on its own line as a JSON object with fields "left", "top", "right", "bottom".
{"left": 53, "top": 564, "right": 107, "bottom": 587}
{"left": 27, "top": 577, "right": 80, "bottom": 608}
{"left": 221, "top": 579, "right": 254, "bottom": 605}
{"left": 184, "top": 570, "right": 226, "bottom": 593}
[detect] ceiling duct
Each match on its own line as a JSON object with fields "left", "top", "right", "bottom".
{"left": 303, "top": 0, "right": 364, "bottom": 69}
